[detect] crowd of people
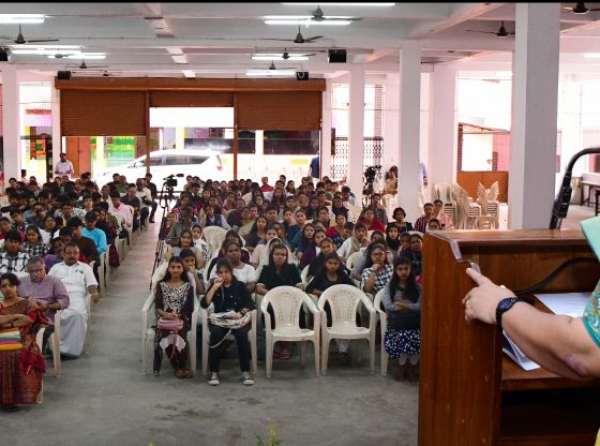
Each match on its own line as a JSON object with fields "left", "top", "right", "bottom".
{"left": 149, "top": 169, "right": 451, "bottom": 386}
{"left": 0, "top": 163, "right": 451, "bottom": 409}
{"left": 0, "top": 170, "right": 154, "bottom": 411}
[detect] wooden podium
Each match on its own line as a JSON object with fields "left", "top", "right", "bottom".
{"left": 418, "top": 229, "right": 600, "bottom": 446}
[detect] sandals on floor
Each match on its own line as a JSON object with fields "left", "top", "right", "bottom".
{"left": 279, "top": 349, "right": 290, "bottom": 360}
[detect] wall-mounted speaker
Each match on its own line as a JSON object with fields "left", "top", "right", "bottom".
{"left": 0, "top": 50, "right": 10, "bottom": 62}
{"left": 57, "top": 70, "right": 72, "bottom": 80}
{"left": 328, "top": 49, "right": 347, "bottom": 64}
{"left": 296, "top": 71, "right": 309, "bottom": 81}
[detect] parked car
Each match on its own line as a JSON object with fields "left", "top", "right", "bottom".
{"left": 94, "top": 149, "right": 225, "bottom": 188}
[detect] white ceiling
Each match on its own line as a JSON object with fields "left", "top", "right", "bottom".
{"left": 0, "top": 2, "right": 600, "bottom": 79}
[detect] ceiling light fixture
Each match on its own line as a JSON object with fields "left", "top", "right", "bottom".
{"left": 246, "top": 69, "right": 296, "bottom": 77}
{"left": 264, "top": 18, "right": 352, "bottom": 25}
{"left": 281, "top": 3, "right": 395, "bottom": 6}
{"left": 12, "top": 48, "right": 81, "bottom": 56}
{"left": 48, "top": 53, "right": 106, "bottom": 60}
{"left": 584, "top": 53, "right": 600, "bottom": 58}
{"left": 252, "top": 54, "right": 309, "bottom": 61}
{"left": 182, "top": 70, "right": 195, "bottom": 78}
{"left": 0, "top": 14, "right": 46, "bottom": 24}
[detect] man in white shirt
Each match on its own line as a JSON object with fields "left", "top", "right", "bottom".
{"left": 108, "top": 190, "right": 133, "bottom": 238}
{"left": 54, "top": 153, "right": 75, "bottom": 179}
{"left": 48, "top": 242, "right": 99, "bottom": 358}
{"left": 136, "top": 178, "right": 155, "bottom": 225}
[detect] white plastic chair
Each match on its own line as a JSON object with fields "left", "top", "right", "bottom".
{"left": 373, "top": 289, "right": 389, "bottom": 376}
{"left": 345, "top": 251, "right": 361, "bottom": 270}
{"left": 317, "top": 285, "right": 376, "bottom": 374}
{"left": 141, "top": 292, "right": 199, "bottom": 374}
{"left": 200, "top": 307, "right": 258, "bottom": 375}
{"left": 36, "top": 310, "right": 63, "bottom": 377}
{"left": 97, "top": 251, "right": 108, "bottom": 294}
{"left": 203, "top": 226, "right": 227, "bottom": 254}
{"left": 261, "top": 286, "right": 321, "bottom": 377}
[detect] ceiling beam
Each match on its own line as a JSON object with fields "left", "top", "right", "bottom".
{"left": 407, "top": 3, "right": 506, "bottom": 39}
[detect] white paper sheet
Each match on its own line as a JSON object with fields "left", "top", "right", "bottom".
{"left": 535, "top": 292, "right": 590, "bottom": 318}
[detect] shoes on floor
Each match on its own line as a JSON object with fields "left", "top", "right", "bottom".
{"left": 208, "top": 372, "right": 220, "bottom": 386}
{"left": 149, "top": 219, "right": 155, "bottom": 224}
{"left": 241, "top": 371, "right": 255, "bottom": 386}
{"left": 279, "top": 348, "right": 290, "bottom": 360}
{"left": 153, "top": 370, "right": 160, "bottom": 377}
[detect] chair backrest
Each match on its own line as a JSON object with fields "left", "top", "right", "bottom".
{"left": 476, "top": 216, "right": 495, "bottom": 230}
{"left": 203, "top": 226, "right": 227, "bottom": 253}
{"left": 346, "top": 251, "right": 361, "bottom": 270}
{"left": 434, "top": 182, "right": 453, "bottom": 202}
{"left": 318, "top": 284, "right": 369, "bottom": 328}
{"left": 373, "top": 288, "right": 386, "bottom": 312}
{"left": 261, "top": 286, "right": 310, "bottom": 328}
{"left": 300, "top": 265, "right": 310, "bottom": 284}
{"left": 238, "top": 221, "right": 254, "bottom": 238}
{"left": 242, "top": 192, "right": 253, "bottom": 205}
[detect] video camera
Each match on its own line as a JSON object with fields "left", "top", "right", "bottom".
{"left": 364, "top": 165, "right": 381, "bottom": 184}
{"left": 163, "top": 173, "right": 184, "bottom": 188}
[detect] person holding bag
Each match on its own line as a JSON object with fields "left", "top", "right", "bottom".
{"left": 203, "top": 258, "right": 255, "bottom": 387}
{"left": 153, "top": 257, "right": 195, "bottom": 379}
{"left": 383, "top": 256, "right": 421, "bottom": 383}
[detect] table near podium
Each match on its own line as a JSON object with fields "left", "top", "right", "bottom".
{"left": 419, "top": 229, "right": 600, "bottom": 446}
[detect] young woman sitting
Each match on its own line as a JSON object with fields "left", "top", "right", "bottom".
{"left": 383, "top": 256, "right": 421, "bottom": 382}
{"left": 191, "top": 224, "right": 211, "bottom": 265}
{"left": 387, "top": 207, "right": 413, "bottom": 234}
{"left": 326, "top": 213, "right": 348, "bottom": 249}
{"left": 361, "top": 242, "right": 394, "bottom": 296}
{"left": 165, "top": 229, "right": 204, "bottom": 270}
{"left": 179, "top": 248, "right": 205, "bottom": 297}
{"left": 203, "top": 258, "right": 256, "bottom": 386}
{"left": 40, "top": 214, "right": 60, "bottom": 247}
{"left": 385, "top": 224, "right": 402, "bottom": 256}
{"left": 306, "top": 237, "right": 337, "bottom": 282}
{"left": 22, "top": 225, "right": 48, "bottom": 257}
{"left": 256, "top": 244, "right": 302, "bottom": 360}
{"left": 153, "top": 257, "right": 195, "bottom": 378}
{"left": 403, "top": 233, "right": 423, "bottom": 278}
{"left": 305, "top": 253, "right": 357, "bottom": 365}
{"left": 244, "top": 216, "right": 268, "bottom": 253}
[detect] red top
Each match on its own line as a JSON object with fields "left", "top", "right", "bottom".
{"left": 358, "top": 218, "right": 386, "bottom": 232}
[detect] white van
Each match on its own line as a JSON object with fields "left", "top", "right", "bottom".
{"left": 94, "top": 149, "right": 225, "bottom": 188}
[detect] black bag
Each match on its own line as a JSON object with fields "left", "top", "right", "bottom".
{"left": 388, "top": 309, "right": 420, "bottom": 330}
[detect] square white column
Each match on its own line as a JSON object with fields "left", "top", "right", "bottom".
{"left": 397, "top": 42, "right": 422, "bottom": 221}
{"left": 321, "top": 79, "right": 333, "bottom": 179}
{"left": 430, "top": 64, "right": 458, "bottom": 188}
{"left": 508, "top": 3, "right": 561, "bottom": 229}
{"left": 1, "top": 64, "right": 21, "bottom": 182}
{"left": 348, "top": 65, "right": 365, "bottom": 198}
{"left": 383, "top": 74, "right": 400, "bottom": 174}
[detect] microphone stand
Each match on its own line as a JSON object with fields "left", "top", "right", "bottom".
{"left": 549, "top": 147, "right": 600, "bottom": 229}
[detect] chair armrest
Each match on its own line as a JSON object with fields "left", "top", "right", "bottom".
{"left": 359, "top": 292, "right": 376, "bottom": 313}
{"left": 303, "top": 294, "right": 320, "bottom": 315}
{"left": 260, "top": 294, "right": 270, "bottom": 314}
{"left": 191, "top": 295, "right": 199, "bottom": 329}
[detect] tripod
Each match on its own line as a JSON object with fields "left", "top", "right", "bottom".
{"left": 150, "top": 182, "right": 178, "bottom": 289}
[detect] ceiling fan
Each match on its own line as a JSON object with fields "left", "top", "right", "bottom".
{"left": 563, "top": 2, "right": 600, "bottom": 14}
{"left": 261, "top": 26, "right": 324, "bottom": 44}
{"left": 0, "top": 24, "right": 59, "bottom": 45}
{"left": 466, "top": 21, "right": 515, "bottom": 38}
{"left": 66, "top": 60, "right": 109, "bottom": 70}
{"left": 309, "top": 5, "right": 361, "bottom": 23}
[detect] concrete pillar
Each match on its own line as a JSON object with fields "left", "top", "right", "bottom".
{"left": 397, "top": 42, "right": 422, "bottom": 221}
{"left": 508, "top": 3, "right": 561, "bottom": 229}
{"left": 383, "top": 74, "right": 400, "bottom": 174}
{"left": 255, "top": 130, "right": 264, "bottom": 178}
{"left": 559, "top": 75, "right": 583, "bottom": 178}
{"left": 429, "top": 64, "right": 458, "bottom": 189}
{"left": 51, "top": 84, "right": 61, "bottom": 178}
{"left": 321, "top": 79, "right": 333, "bottom": 179}
{"left": 1, "top": 64, "right": 21, "bottom": 182}
{"left": 175, "top": 127, "right": 185, "bottom": 150}
{"left": 348, "top": 65, "right": 365, "bottom": 198}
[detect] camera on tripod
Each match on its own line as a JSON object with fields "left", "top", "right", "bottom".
{"left": 163, "top": 173, "right": 182, "bottom": 188}
{"left": 363, "top": 165, "right": 382, "bottom": 195}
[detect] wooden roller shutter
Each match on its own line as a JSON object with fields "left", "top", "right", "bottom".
{"left": 237, "top": 91, "right": 322, "bottom": 130}
{"left": 149, "top": 91, "right": 233, "bottom": 107}
{"left": 61, "top": 90, "right": 146, "bottom": 136}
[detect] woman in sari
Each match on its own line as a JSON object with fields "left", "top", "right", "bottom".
{"left": 0, "top": 272, "right": 47, "bottom": 411}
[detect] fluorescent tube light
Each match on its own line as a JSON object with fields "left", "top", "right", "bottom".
{"left": 264, "top": 19, "right": 352, "bottom": 25}
{"left": 13, "top": 49, "right": 82, "bottom": 56}
{"left": 246, "top": 70, "right": 296, "bottom": 76}
{"left": 0, "top": 14, "right": 46, "bottom": 24}
{"left": 182, "top": 70, "right": 195, "bottom": 78}
{"left": 9, "top": 44, "right": 81, "bottom": 49}
{"left": 47, "top": 53, "right": 106, "bottom": 60}
{"left": 584, "top": 53, "right": 600, "bottom": 59}
{"left": 252, "top": 55, "right": 309, "bottom": 61}
{"left": 281, "top": 3, "right": 395, "bottom": 5}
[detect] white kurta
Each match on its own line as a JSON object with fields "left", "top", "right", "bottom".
{"left": 49, "top": 261, "right": 98, "bottom": 357}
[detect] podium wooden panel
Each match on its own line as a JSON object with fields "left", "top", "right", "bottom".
{"left": 418, "top": 229, "right": 600, "bottom": 446}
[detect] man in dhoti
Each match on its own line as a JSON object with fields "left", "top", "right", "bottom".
{"left": 48, "top": 242, "right": 99, "bottom": 358}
